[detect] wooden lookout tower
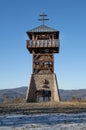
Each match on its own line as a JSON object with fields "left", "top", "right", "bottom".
{"left": 26, "top": 13, "right": 60, "bottom": 102}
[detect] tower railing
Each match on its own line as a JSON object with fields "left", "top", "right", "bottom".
{"left": 26, "top": 39, "right": 60, "bottom": 48}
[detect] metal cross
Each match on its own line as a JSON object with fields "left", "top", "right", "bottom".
{"left": 38, "top": 12, "right": 49, "bottom": 25}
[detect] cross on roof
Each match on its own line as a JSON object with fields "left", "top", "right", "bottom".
{"left": 38, "top": 12, "right": 49, "bottom": 25}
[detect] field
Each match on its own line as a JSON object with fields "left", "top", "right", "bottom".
{"left": 0, "top": 102, "right": 86, "bottom": 130}
{"left": 0, "top": 101, "right": 86, "bottom": 114}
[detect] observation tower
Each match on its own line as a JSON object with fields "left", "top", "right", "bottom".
{"left": 26, "top": 13, "right": 60, "bottom": 102}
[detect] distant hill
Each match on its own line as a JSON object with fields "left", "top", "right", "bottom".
{"left": 0, "top": 87, "right": 86, "bottom": 103}
{"left": 0, "top": 87, "right": 27, "bottom": 103}
{"left": 59, "top": 89, "right": 86, "bottom": 101}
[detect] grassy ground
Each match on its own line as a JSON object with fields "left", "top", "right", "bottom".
{"left": 0, "top": 101, "right": 86, "bottom": 114}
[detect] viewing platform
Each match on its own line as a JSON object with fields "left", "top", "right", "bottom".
{"left": 26, "top": 39, "right": 60, "bottom": 53}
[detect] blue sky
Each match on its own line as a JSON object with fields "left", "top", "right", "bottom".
{"left": 0, "top": 0, "right": 86, "bottom": 90}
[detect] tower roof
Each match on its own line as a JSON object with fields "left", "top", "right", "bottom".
{"left": 27, "top": 25, "right": 58, "bottom": 33}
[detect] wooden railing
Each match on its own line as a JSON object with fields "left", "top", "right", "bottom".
{"left": 26, "top": 39, "right": 60, "bottom": 48}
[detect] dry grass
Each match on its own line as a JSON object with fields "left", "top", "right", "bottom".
{"left": 0, "top": 101, "right": 86, "bottom": 114}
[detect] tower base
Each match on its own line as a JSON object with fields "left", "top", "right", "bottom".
{"left": 26, "top": 74, "right": 60, "bottom": 102}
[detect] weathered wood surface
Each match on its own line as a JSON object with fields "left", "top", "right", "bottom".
{"left": 27, "top": 39, "right": 59, "bottom": 48}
